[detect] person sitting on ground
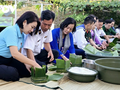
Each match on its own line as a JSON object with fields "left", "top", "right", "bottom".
{"left": 95, "top": 19, "right": 111, "bottom": 46}
{"left": 0, "top": 11, "right": 41, "bottom": 81}
{"left": 111, "top": 18, "right": 116, "bottom": 31}
{"left": 22, "top": 10, "right": 59, "bottom": 67}
{"left": 91, "top": 22, "right": 107, "bottom": 49}
{"left": 73, "top": 16, "right": 103, "bottom": 50}
{"left": 50, "top": 17, "right": 86, "bottom": 61}
{"left": 102, "top": 19, "right": 118, "bottom": 39}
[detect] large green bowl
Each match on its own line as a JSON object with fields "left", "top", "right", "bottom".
{"left": 86, "top": 52, "right": 120, "bottom": 60}
{"left": 95, "top": 58, "right": 120, "bottom": 84}
{"left": 67, "top": 67, "right": 98, "bottom": 82}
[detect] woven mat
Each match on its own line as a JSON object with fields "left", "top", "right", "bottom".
{"left": 0, "top": 74, "right": 120, "bottom": 90}
{"left": 58, "top": 74, "right": 120, "bottom": 90}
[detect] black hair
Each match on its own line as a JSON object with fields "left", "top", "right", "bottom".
{"left": 16, "top": 11, "right": 40, "bottom": 35}
{"left": 98, "top": 19, "right": 103, "bottom": 22}
{"left": 41, "top": 10, "right": 55, "bottom": 21}
{"left": 88, "top": 14, "right": 96, "bottom": 20}
{"left": 60, "top": 17, "right": 76, "bottom": 32}
{"left": 84, "top": 16, "right": 96, "bottom": 25}
{"left": 105, "top": 19, "right": 112, "bottom": 24}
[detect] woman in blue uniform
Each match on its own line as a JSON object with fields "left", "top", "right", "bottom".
{"left": 0, "top": 11, "right": 42, "bottom": 81}
{"left": 50, "top": 17, "right": 85, "bottom": 62}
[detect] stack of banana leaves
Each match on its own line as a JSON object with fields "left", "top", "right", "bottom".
{"left": 56, "top": 59, "right": 70, "bottom": 73}
{"left": 31, "top": 65, "right": 48, "bottom": 83}
{"left": 112, "top": 44, "right": 120, "bottom": 53}
{"left": 106, "top": 38, "right": 119, "bottom": 50}
{"left": 49, "top": 54, "right": 82, "bottom": 72}
{"left": 69, "top": 54, "right": 82, "bottom": 67}
{"left": 83, "top": 43, "right": 119, "bottom": 57}
{"left": 31, "top": 65, "right": 64, "bottom": 83}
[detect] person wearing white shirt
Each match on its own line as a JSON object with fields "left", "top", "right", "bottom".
{"left": 115, "top": 24, "right": 120, "bottom": 35}
{"left": 73, "top": 16, "right": 101, "bottom": 50}
{"left": 22, "top": 10, "right": 59, "bottom": 72}
{"left": 95, "top": 19, "right": 111, "bottom": 43}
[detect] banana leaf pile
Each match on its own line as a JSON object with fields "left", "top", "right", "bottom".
{"left": 31, "top": 65, "right": 64, "bottom": 83}
{"left": 56, "top": 59, "right": 70, "bottom": 73}
{"left": 107, "top": 38, "right": 119, "bottom": 50}
{"left": 31, "top": 65, "right": 48, "bottom": 83}
{"left": 83, "top": 44, "right": 119, "bottom": 56}
{"left": 69, "top": 54, "right": 82, "bottom": 67}
{"left": 112, "top": 44, "right": 120, "bottom": 53}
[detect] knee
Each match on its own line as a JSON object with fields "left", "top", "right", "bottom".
{"left": 8, "top": 67, "right": 19, "bottom": 81}
{"left": 52, "top": 50, "right": 59, "bottom": 59}
{"left": 0, "top": 65, "right": 19, "bottom": 81}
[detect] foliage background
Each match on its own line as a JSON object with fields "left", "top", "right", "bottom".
{"left": 0, "top": 0, "right": 120, "bottom": 28}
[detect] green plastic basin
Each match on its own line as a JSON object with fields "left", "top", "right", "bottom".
{"left": 67, "top": 67, "right": 98, "bottom": 82}
{"left": 86, "top": 53, "right": 120, "bottom": 60}
{"left": 95, "top": 58, "right": 120, "bottom": 84}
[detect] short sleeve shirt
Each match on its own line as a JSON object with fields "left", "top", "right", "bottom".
{"left": 22, "top": 28, "right": 53, "bottom": 56}
{"left": 95, "top": 28, "right": 106, "bottom": 36}
{"left": 73, "top": 27, "right": 88, "bottom": 49}
{"left": 0, "top": 24, "right": 24, "bottom": 58}
{"left": 102, "top": 25, "right": 116, "bottom": 35}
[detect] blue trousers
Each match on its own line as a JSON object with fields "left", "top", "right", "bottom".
{"left": 74, "top": 45, "right": 86, "bottom": 58}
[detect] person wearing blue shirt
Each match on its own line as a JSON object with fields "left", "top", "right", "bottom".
{"left": 76, "top": 24, "right": 85, "bottom": 30}
{"left": 0, "top": 11, "right": 42, "bottom": 81}
{"left": 50, "top": 17, "right": 85, "bottom": 62}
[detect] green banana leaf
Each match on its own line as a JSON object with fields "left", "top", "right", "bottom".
{"left": 107, "top": 38, "right": 119, "bottom": 50}
{"left": 65, "top": 60, "right": 71, "bottom": 70}
{"left": 48, "top": 73, "right": 63, "bottom": 81}
{"left": 48, "top": 65, "right": 57, "bottom": 71}
{"left": 31, "top": 65, "right": 47, "bottom": 83}
{"left": 69, "top": 54, "right": 82, "bottom": 67}
{"left": 56, "top": 59, "right": 70, "bottom": 73}
{"left": 69, "top": 54, "right": 76, "bottom": 64}
{"left": 84, "top": 44, "right": 119, "bottom": 56}
{"left": 31, "top": 75, "right": 48, "bottom": 83}
{"left": 56, "top": 59, "right": 65, "bottom": 69}
{"left": 31, "top": 66, "right": 64, "bottom": 83}
{"left": 112, "top": 44, "right": 120, "bottom": 50}
{"left": 83, "top": 44, "right": 100, "bottom": 54}
{"left": 112, "top": 50, "right": 119, "bottom": 56}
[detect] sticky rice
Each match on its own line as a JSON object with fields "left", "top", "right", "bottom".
{"left": 68, "top": 67, "right": 96, "bottom": 75}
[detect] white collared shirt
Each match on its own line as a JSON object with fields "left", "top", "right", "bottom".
{"left": 116, "top": 28, "right": 120, "bottom": 34}
{"left": 95, "top": 27, "right": 106, "bottom": 36}
{"left": 95, "top": 27, "right": 106, "bottom": 41}
{"left": 22, "top": 28, "right": 52, "bottom": 56}
{"left": 73, "top": 27, "right": 88, "bottom": 49}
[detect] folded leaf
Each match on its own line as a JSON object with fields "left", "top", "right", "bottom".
{"left": 56, "top": 59, "right": 65, "bottom": 69}
{"left": 65, "top": 60, "right": 70, "bottom": 70}
{"left": 31, "top": 65, "right": 47, "bottom": 83}
{"left": 69, "top": 54, "right": 82, "bottom": 67}
{"left": 69, "top": 54, "right": 76, "bottom": 64}
{"left": 107, "top": 38, "right": 119, "bottom": 50}
{"left": 48, "top": 74, "right": 63, "bottom": 81}
{"left": 31, "top": 67, "right": 35, "bottom": 77}
{"left": 83, "top": 44, "right": 100, "bottom": 54}
{"left": 31, "top": 75, "right": 48, "bottom": 83}
{"left": 48, "top": 65, "right": 57, "bottom": 71}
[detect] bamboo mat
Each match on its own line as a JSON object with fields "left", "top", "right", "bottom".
{"left": 0, "top": 74, "right": 120, "bottom": 90}
{"left": 0, "top": 63, "right": 120, "bottom": 90}
{"left": 58, "top": 74, "right": 120, "bottom": 90}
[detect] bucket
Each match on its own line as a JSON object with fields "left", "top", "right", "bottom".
{"left": 83, "top": 59, "right": 95, "bottom": 70}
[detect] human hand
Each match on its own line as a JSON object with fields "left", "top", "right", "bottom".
{"left": 25, "top": 64, "right": 32, "bottom": 73}
{"left": 48, "top": 51, "right": 54, "bottom": 62}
